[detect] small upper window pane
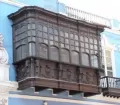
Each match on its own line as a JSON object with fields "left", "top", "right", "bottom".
{"left": 60, "top": 31, "right": 64, "bottom": 37}
{"left": 54, "top": 29, "right": 58, "bottom": 35}
{"left": 65, "top": 32, "right": 69, "bottom": 38}
{"left": 80, "top": 36, "right": 84, "bottom": 41}
{"left": 70, "top": 34, "right": 74, "bottom": 39}
{"left": 38, "top": 25, "right": 42, "bottom": 31}
{"left": 85, "top": 37, "right": 88, "bottom": 42}
{"left": 43, "top": 26, "right": 48, "bottom": 32}
{"left": 75, "top": 35, "right": 78, "bottom": 40}
{"left": 49, "top": 28, "right": 53, "bottom": 34}
{"left": 54, "top": 36, "right": 58, "bottom": 41}
{"left": 90, "top": 38, "right": 93, "bottom": 43}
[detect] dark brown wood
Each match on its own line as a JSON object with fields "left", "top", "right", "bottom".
{"left": 8, "top": 6, "right": 105, "bottom": 97}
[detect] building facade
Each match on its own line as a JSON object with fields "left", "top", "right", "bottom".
{"left": 0, "top": 0, "right": 120, "bottom": 105}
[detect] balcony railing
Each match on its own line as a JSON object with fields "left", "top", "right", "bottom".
{"left": 101, "top": 76, "right": 120, "bottom": 98}
{"left": 66, "top": 6, "right": 111, "bottom": 27}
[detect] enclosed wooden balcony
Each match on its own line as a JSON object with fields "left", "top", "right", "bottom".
{"left": 101, "top": 76, "right": 120, "bottom": 98}
{"left": 8, "top": 6, "right": 105, "bottom": 97}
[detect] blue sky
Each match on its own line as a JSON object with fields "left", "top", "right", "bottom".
{"left": 59, "top": 0, "right": 120, "bottom": 20}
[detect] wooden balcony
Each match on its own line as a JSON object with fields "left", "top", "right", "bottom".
{"left": 8, "top": 6, "right": 105, "bottom": 97}
{"left": 101, "top": 76, "right": 120, "bottom": 98}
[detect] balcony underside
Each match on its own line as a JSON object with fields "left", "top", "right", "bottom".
{"left": 102, "top": 88, "right": 120, "bottom": 98}
{"left": 101, "top": 76, "right": 120, "bottom": 98}
{"left": 18, "top": 78, "right": 101, "bottom": 97}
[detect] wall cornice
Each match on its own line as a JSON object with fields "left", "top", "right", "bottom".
{"left": 0, "top": 81, "right": 18, "bottom": 93}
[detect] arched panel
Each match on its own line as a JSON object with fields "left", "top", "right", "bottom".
{"left": 29, "top": 42, "right": 36, "bottom": 56}
{"left": 16, "top": 46, "right": 21, "bottom": 61}
{"left": 39, "top": 43, "right": 48, "bottom": 59}
{"left": 91, "top": 55, "right": 98, "bottom": 67}
{"left": 50, "top": 46, "right": 59, "bottom": 61}
{"left": 71, "top": 51, "right": 79, "bottom": 64}
{"left": 81, "top": 53, "right": 90, "bottom": 66}
{"left": 61, "top": 48, "right": 69, "bottom": 63}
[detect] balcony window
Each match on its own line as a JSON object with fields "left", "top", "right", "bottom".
{"left": 91, "top": 55, "right": 98, "bottom": 67}
{"left": 81, "top": 53, "right": 90, "bottom": 66}
{"left": 50, "top": 46, "right": 59, "bottom": 61}
{"left": 61, "top": 48, "right": 69, "bottom": 63}
{"left": 39, "top": 43, "right": 48, "bottom": 59}
{"left": 71, "top": 51, "right": 79, "bottom": 64}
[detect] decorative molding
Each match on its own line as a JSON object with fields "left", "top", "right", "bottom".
{"left": 0, "top": 81, "right": 18, "bottom": 93}
{"left": 0, "top": 0, "right": 27, "bottom": 7}
{"left": 0, "top": 33, "right": 8, "bottom": 65}
{"left": 0, "top": 96, "right": 8, "bottom": 105}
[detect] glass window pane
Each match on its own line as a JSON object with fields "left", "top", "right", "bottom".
{"left": 65, "top": 39, "right": 69, "bottom": 44}
{"left": 39, "top": 44, "right": 48, "bottom": 59}
{"left": 31, "top": 23, "right": 35, "bottom": 29}
{"left": 61, "top": 49, "right": 69, "bottom": 62}
{"left": 85, "top": 43, "right": 89, "bottom": 48}
{"left": 50, "top": 46, "right": 59, "bottom": 61}
{"left": 65, "top": 44, "right": 69, "bottom": 49}
{"left": 75, "top": 35, "right": 78, "bottom": 40}
{"left": 43, "top": 33, "right": 48, "bottom": 39}
{"left": 22, "top": 45, "right": 26, "bottom": 59}
{"left": 49, "top": 27, "right": 53, "bottom": 34}
{"left": 70, "top": 34, "right": 74, "bottom": 39}
{"left": 54, "top": 42, "right": 58, "bottom": 46}
{"left": 65, "top": 32, "right": 69, "bottom": 38}
{"left": 71, "top": 51, "right": 79, "bottom": 64}
{"left": 70, "top": 46, "right": 74, "bottom": 50}
{"left": 50, "top": 41, "right": 53, "bottom": 45}
{"left": 81, "top": 42, "right": 84, "bottom": 47}
{"left": 94, "top": 45, "right": 98, "bottom": 50}
{"left": 90, "top": 44, "right": 93, "bottom": 49}
{"left": 91, "top": 55, "right": 98, "bottom": 67}
{"left": 39, "top": 38, "right": 43, "bottom": 43}
{"left": 43, "top": 26, "right": 47, "bottom": 32}
{"left": 49, "top": 35, "right": 53, "bottom": 40}
{"left": 54, "top": 29, "right": 58, "bottom": 35}
{"left": 28, "top": 24, "right": 31, "bottom": 29}
{"left": 60, "top": 37, "right": 64, "bottom": 43}
{"left": 90, "top": 38, "right": 93, "bottom": 43}
{"left": 29, "top": 43, "right": 35, "bottom": 56}
{"left": 60, "top": 31, "right": 64, "bottom": 37}
{"left": 75, "top": 47, "right": 79, "bottom": 51}
{"left": 38, "top": 31, "right": 42, "bottom": 37}
{"left": 94, "top": 39, "right": 97, "bottom": 44}
{"left": 81, "top": 53, "right": 89, "bottom": 66}
{"left": 75, "top": 41, "right": 79, "bottom": 46}
{"left": 43, "top": 39, "right": 48, "bottom": 44}
{"left": 38, "top": 24, "right": 42, "bottom": 31}
{"left": 85, "top": 37, "right": 88, "bottom": 42}
{"left": 61, "top": 43, "right": 64, "bottom": 48}
{"left": 81, "top": 48, "right": 84, "bottom": 52}
{"left": 16, "top": 46, "right": 21, "bottom": 61}
{"left": 80, "top": 36, "right": 84, "bottom": 41}
{"left": 54, "top": 36, "right": 58, "bottom": 41}
{"left": 70, "top": 40, "right": 74, "bottom": 45}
